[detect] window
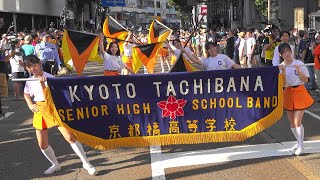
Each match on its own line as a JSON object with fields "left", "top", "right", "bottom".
{"left": 294, "top": 7, "right": 304, "bottom": 30}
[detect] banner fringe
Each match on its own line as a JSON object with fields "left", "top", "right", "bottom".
{"left": 44, "top": 74, "right": 283, "bottom": 150}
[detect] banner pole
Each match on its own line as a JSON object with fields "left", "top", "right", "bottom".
{"left": 283, "top": 63, "right": 314, "bottom": 67}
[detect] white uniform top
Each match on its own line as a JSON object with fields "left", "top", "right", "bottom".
{"left": 123, "top": 43, "right": 133, "bottom": 57}
{"left": 9, "top": 50, "right": 24, "bottom": 73}
{"left": 272, "top": 45, "right": 295, "bottom": 66}
{"left": 169, "top": 44, "right": 193, "bottom": 61}
{"left": 101, "top": 52, "right": 126, "bottom": 72}
{"left": 280, "top": 59, "right": 309, "bottom": 87}
{"left": 200, "top": 54, "right": 234, "bottom": 70}
{"left": 24, "top": 72, "right": 53, "bottom": 102}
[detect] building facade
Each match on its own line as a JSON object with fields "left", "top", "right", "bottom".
{"left": 271, "top": 0, "right": 319, "bottom": 31}
{"left": 107, "top": 0, "right": 180, "bottom": 29}
{"left": 207, "top": 0, "right": 263, "bottom": 30}
{"left": 0, "top": 0, "right": 65, "bottom": 34}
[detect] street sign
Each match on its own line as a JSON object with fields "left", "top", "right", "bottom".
{"left": 101, "top": 0, "right": 126, "bottom": 7}
{"left": 200, "top": 6, "right": 207, "bottom": 15}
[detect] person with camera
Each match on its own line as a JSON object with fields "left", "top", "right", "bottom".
{"left": 297, "top": 30, "right": 317, "bottom": 90}
{"left": 263, "top": 26, "right": 281, "bottom": 66}
{"left": 35, "top": 32, "right": 62, "bottom": 75}
{"left": 8, "top": 38, "right": 26, "bottom": 99}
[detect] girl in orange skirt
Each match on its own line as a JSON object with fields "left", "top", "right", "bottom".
{"left": 158, "top": 43, "right": 171, "bottom": 72}
{"left": 23, "top": 55, "right": 97, "bottom": 175}
{"left": 99, "top": 34, "right": 134, "bottom": 76}
{"left": 278, "top": 43, "right": 314, "bottom": 156}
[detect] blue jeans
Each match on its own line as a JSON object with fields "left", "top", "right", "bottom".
{"left": 305, "top": 66, "right": 317, "bottom": 89}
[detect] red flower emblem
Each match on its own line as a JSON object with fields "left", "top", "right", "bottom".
{"left": 157, "top": 95, "right": 187, "bottom": 120}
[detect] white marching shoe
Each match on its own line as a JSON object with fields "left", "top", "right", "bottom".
{"left": 83, "top": 163, "right": 98, "bottom": 175}
{"left": 44, "top": 165, "right": 61, "bottom": 175}
{"left": 295, "top": 147, "right": 304, "bottom": 156}
{"left": 291, "top": 143, "right": 298, "bottom": 151}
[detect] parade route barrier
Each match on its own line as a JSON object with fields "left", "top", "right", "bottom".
{"left": 45, "top": 66, "right": 283, "bottom": 150}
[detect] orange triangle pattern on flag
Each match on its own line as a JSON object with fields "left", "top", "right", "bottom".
{"left": 103, "top": 16, "right": 128, "bottom": 40}
{"left": 132, "top": 42, "right": 163, "bottom": 73}
{"left": 148, "top": 20, "right": 171, "bottom": 44}
{"left": 170, "top": 53, "right": 200, "bottom": 72}
{"left": 62, "top": 30, "right": 99, "bottom": 76}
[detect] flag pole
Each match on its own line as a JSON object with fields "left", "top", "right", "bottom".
{"left": 11, "top": 78, "right": 39, "bottom": 82}
{"left": 168, "top": 14, "right": 205, "bottom": 73}
{"left": 155, "top": 19, "right": 172, "bottom": 31}
{"left": 283, "top": 63, "right": 314, "bottom": 67}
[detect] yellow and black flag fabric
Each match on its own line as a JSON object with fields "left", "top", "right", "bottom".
{"left": 170, "top": 53, "right": 200, "bottom": 72}
{"left": 103, "top": 15, "right": 128, "bottom": 40}
{"left": 132, "top": 42, "right": 164, "bottom": 73}
{"left": 62, "top": 30, "right": 100, "bottom": 76}
{"left": 148, "top": 19, "right": 171, "bottom": 44}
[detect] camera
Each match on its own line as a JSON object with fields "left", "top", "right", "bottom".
{"left": 7, "top": 35, "right": 19, "bottom": 50}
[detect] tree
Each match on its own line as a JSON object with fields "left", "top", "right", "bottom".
{"left": 254, "top": 0, "right": 267, "bottom": 17}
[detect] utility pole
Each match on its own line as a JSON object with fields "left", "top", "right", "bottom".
{"left": 267, "top": 0, "right": 270, "bottom": 24}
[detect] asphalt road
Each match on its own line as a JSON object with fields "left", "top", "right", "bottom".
{"left": 1, "top": 61, "right": 320, "bottom": 180}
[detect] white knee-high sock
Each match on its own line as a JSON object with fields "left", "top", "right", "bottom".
{"left": 165, "top": 60, "right": 171, "bottom": 71}
{"left": 41, "top": 146, "right": 59, "bottom": 166}
{"left": 291, "top": 128, "right": 298, "bottom": 141}
{"left": 160, "top": 60, "right": 165, "bottom": 72}
{"left": 70, "top": 141, "right": 89, "bottom": 164}
{"left": 296, "top": 125, "right": 304, "bottom": 148}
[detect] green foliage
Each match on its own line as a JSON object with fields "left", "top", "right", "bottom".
{"left": 169, "top": 0, "right": 202, "bottom": 13}
{"left": 254, "top": 0, "right": 267, "bottom": 17}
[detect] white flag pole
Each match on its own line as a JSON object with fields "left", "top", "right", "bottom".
{"left": 284, "top": 63, "right": 314, "bottom": 67}
{"left": 11, "top": 78, "right": 39, "bottom": 82}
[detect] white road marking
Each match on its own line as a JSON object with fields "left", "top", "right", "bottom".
{"left": 150, "top": 146, "right": 166, "bottom": 180}
{"left": 0, "top": 112, "right": 14, "bottom": 121}
{"left": 305, "top": 110, "right": 320, "bottom": 120}
{"left": 150, "top": 140, "right": 320, "bottom": 179}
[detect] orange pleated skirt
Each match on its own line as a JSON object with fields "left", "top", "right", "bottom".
{"left": 122, "top": 56, "right": 133, "bottom": 69}
{"left": 283, "top": 85, "right": 314, "bottom": 111}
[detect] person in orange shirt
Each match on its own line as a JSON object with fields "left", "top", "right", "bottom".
{"left": 313, "top": 35, "right": 320, "bottom": 94}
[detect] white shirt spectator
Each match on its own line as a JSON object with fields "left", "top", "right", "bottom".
{"left": 9, "top": 50, "right": 25, "bottom": 73}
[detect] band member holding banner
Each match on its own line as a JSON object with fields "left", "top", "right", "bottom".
{"left": 99, "top": 34, "right": 134, "bottom": 76}
{"left": 278, "top": 42, "right": 314, "bottom": 156}
{"left": 23, "top": 55, "right": 97, "bottom": 175}
{"left": 181, "top": 42, "right": 242, "bottom": 70}
{"left": 122, "top": 31, "right": 134, "bottom": 75}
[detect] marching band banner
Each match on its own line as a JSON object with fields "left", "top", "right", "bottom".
{"left": 46, "top": 66, "right": 283, "bottom": 150}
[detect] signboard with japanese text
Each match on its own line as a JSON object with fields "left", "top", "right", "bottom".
{"left": 46, "top": 67, "right": 283, "bottom": 150}
{"left": 101, "top": 0, "right": 125, "bottom": 7}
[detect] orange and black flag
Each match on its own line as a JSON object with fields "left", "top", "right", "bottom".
{"left": 103, "top": 15, "right": 128, "bottom": 40}
{"left": 148, "top": 19, "right": 171, "bottom": 44}
{"left": 62, "top": 30, "right": 100, "bottom": 76}
{"left": 132, "top": 42, "right": 164, "bottom": 74}
{"left": 170, "top": 53, "right": 200, "bottom": 72}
